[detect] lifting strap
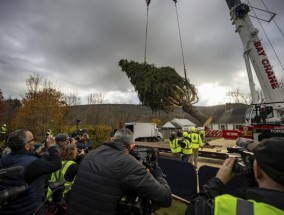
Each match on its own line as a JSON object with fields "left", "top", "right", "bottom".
{"left": 173, "top": 0, "right": 188, "bottom": 80}
{"left": 144, "top": 0, "right": 151, "bottom": 65}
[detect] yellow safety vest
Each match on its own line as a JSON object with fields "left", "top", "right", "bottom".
{"left": 169, "top": 138, "right": 181, "bottom": 153}
{"left": 215, "top": 194, "right": 284, "bottom": 215}
{"left": 190, "top": 133, "right": 203, "bottom": 149}
{"left": 0, "top": 126, "right": 7, "bottom": 134}
{"left": 47, "top": 160, "right": 76, "bottom": 202}
{"left": 182, "top": 139, "right": 192, "bottom": 154}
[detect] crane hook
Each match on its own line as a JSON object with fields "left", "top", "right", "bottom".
{"left": 146, "top": 0, "right": 151, "bottom": 7}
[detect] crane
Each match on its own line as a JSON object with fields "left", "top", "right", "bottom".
{"left": 226, "top": 0, "right": 284, "bottom": 140}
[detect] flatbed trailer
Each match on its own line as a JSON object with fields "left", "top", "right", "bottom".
{"left": 134, "top": 141, "right": 228, "bottom": 160}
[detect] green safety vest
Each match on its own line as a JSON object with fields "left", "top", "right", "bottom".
{"left": 190, "top": 133, "right": 203, "bottom": 149}
{"left": 47, "top": 160, "right": 76, "bottom": 202}
{"left": 0, "top": 126, "right": 7, "bottom": 134}
{"left": 169, "top": 138, "right": 181, "bottom": 153}
{"left": 200, "top": 130, "right": 205, "bottom": 138}
{"left": 215, "top": 194, "right": 284, "bottom": 215}
{"left": 182, "top": 139, "right": 192, "bottom": 154}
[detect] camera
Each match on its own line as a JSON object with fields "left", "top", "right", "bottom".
{"left": 227, "top": 138, "right": 257, "bottom": 187}
{"left": 0, "top": 166, "right": 28, "bottom": 207}
{"left": 48, "top": 181, "right": 65, "bottom": 204}
{"left": 118, "top": 195, "right": 152, "bottom": 215}
{"left": 130, "top": 146, "right": 160, "bottom": 171}
{"left": 119, "top": 147, "right": 160, "bottom": 215}
{"left": 0, "top": 184, "right": 28, "bottom": 207}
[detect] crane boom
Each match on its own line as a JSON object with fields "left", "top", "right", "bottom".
{"left": 225, "top": 0, "right": 284, "bottom": 140}
{"left": 226, "top": 0, "right": 284, "bottom": 128}
{"left": 226, "top": 0, "right": 284, "bottom": 104}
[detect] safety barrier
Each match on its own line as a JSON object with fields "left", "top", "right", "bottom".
{"left": 158, "top": 158, "right": 248, "bottom": 201}
{"left": 205, "top": 130, "right": 223, "bottom": 137}
{"left": 205, "top": 129, "right": 241, "bottom": 140}
{"left": 198, "top": 165, "right": 248, "bottom": 194}
{"left": 158, "top": 157, "right": 197, "bottom": 201}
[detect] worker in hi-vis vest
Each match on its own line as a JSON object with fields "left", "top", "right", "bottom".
{"left": 169, "top": 132, "right": 182, "bottom": 160}
{"left": 198, "top": 128, "right": 206, "bottom": 144}
{"left": 0, "top": 124, "right": 7, "bottom": 141}
{"left": 185, "top": 138, "right": 284, "bottom": 215}
{"left": 181, "top": 131, "right": 192, "bottom": 163}
{"left": 189, "top": 127, "right": 203, "bottom": 168}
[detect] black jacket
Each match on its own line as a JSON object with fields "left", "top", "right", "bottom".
{"left": 0, "top": 146, "right": 61, "bottom": 215}
{"left": 185, "top": 177, "right": 284, "bottom": 215}
{"left": 67, "top": 142, "right": 172, "bottom": 215}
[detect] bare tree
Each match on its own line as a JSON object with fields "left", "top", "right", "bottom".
{"left": 88, "top": 92, "right": 104, "bottom": 104}
{"left": 227, "top": 88, "right": 251, "bottom": 104}
{"left": 63, "top": 92, "right": 81, "bottom": 106}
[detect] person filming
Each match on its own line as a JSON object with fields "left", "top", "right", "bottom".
{"left": 67, "top": 128, "right": 172, "bottom": 215}
{"left": 185, "top": 137, "right": 284, "bottom": 215}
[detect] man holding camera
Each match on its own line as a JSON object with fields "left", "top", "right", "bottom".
{"left": 185, "top": 137, "right": 284, "bottom": 215}
{"left": 67, "top": 128, "right": 172, "bottom": 215}
{"left": 0, "top": 129, "right": 61, "bottom": 215}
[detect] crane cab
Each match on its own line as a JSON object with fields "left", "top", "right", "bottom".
{"left": 242, "top": 104, "right": 284, "bottom": 141}
{"left": 244, "top": 104, "right": 283, "bottom": 126}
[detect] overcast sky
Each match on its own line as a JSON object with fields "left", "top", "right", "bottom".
{"left": 0, "top": 0, "right": 284, "bottom": 106}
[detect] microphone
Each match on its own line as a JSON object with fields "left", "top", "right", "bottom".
{"left": 0, "top": 166, "right": 24, "bottom": 179}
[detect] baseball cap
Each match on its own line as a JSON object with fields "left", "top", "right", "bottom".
{"left": 248, "top": 137, "right": 284, "bottom": 186}
{"left": 55, "top": 133, "right": 69, "bottom": 142}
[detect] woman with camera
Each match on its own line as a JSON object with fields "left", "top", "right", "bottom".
{"left": 46, "top": 143, "right": 79, "bottom": 215}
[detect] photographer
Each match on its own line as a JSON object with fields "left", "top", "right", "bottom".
{"left": 67, "top": 128, "right": 172, "bottom": 215}
{"left": 185, "top": 137, "right": 284, "bottom": 215}
{"left": 46, "top": 143, "right": 79, "bottom": 214}
{"left": 0, "top": 129, "right": 61, "bottom": 215}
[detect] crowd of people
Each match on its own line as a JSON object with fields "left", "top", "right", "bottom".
{"left": 0, "top": 125, "right": 284, "bottom": 215}
{"left": 0, "top": 127, "right": 172, "bottom": 215}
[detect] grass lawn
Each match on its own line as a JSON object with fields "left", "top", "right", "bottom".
{"left": 156, "top": 199, "right": 188, "bottom": 215}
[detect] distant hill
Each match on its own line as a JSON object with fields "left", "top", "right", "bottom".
{"left": 65, "top": 103, "right": 244, "bottom": 128}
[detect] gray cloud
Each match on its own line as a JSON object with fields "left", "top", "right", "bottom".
{"left": 0, "top": 0, "right": 283, "bottom": 105}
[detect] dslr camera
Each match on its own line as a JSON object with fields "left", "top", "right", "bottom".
{"left": 227, "top": 138, "right": 257, "bottom": 187}
{"left": 130, "top": 146, "right": 159, "bottom": 170}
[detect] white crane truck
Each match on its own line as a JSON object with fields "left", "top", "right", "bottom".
{"left": 226, "top": 0, "right": 284, "bottom": 140}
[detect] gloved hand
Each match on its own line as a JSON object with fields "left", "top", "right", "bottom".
{"left": 152, "top": 164, "right": 164, "bottom": 179}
